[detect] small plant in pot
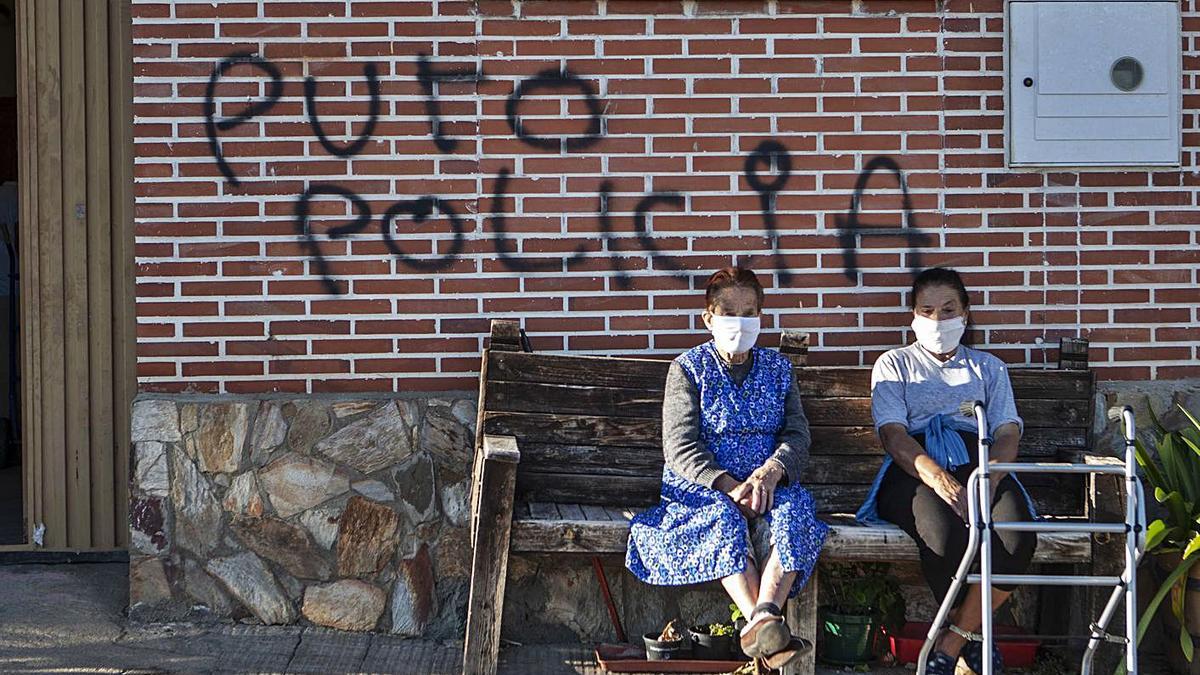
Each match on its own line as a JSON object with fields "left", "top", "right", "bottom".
{"left": 644, "top": 618, "right": 690, "bottom": 661}
{"left": 818, "top": 562, "right": 906, "bottom": 666}
{"left": 1121, "top": 402, "right": 1200, "bottom": 675}
{"left": 688, "top": 621, "right": 736, "bottom": 660}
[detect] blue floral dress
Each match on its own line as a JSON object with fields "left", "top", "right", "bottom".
{"left": 626, "top": 341, "right": 828, "bottom": 598}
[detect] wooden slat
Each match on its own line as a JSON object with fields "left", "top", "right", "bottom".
{"left": 487, "top": 380, "right": 663, "bottom": 418}
{"left": 35, "top": 0, "right": 68, "bottom": 548}
{"left": 487, "top": 352, "right": 1092, "bottom": 400}
{"left": 527, "top": 502, "right": 561, "bottom": 520}
{"left": 516, "top": 442, "right": 663, "bottom": 478}
{"left": 509, "top": 517, "right": 1092, "bottom": 563}
{"left": 604, "top": 506, "right": 635, "bottom": 521}
{"left": 61, "top": 0, "right": 92, "bottom": 548}
{"left": 558, "top": 503, "right": 586, "bottom": 521}
{"left": 491, "top": 387, "right": 1088, "bottom": 428}
{"left": 516, "top": 473, "right": 662, "bottom": 508}
{"left": 107, "top": 0, "right": 137, "bottom": 550}
{"left": 803, "top": 397, "right": 1091, "bottom": 429}
{"left": 484, "top": 411, "right": 661, "bottom": 448}
{"left": 580, "top": 504, "right": 612, "bottom": 521}
{"left": 85, "top": 0, "right": 115, "bottom": 548}
{"left": 487, "top": 414, "right": 1084, "bottom": 466}
{"left": 489, "top": 351, "right": 671, "bottom": 390}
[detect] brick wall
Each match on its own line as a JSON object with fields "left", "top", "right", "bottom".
{"left": 132, "top": 0, "right": 1200, "bottom": 394}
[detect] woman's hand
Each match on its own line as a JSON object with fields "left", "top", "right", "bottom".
{"left": 732, "top": 461, "right": 785, "bottom": 517}
{"left": 924, "top": 467, "right": 969, "bottom": 521}
{"left": 714, "top": 473, "right": 758, "bottom": 520}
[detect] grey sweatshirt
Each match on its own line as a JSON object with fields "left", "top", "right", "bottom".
{"left": 662, "top": 351, "right": 812, "bottom": 489}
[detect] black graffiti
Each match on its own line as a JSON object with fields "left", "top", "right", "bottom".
{"left": 416, "top": 55, "right": 481, "bottom": 154}
{"left": 633, "top": 194, "right": 686, "bottom": 273}
{"left": 743, "top": 140, "right": 793, "bottom": 285}
{"left": 381, "top": 197, "right": 465, "bottom": 273}
{"left": 487, "top": 169, "right": 589, "bottom": 273}
{"left": 204, "top": 53, "right": 283, "bottom": 187}
{"left": 506, "top": 68, "right": 604, "bottom": 151}
{"left": 203, "top": 52, "right": 931, "bottom": 295}
{"left": 835, "top": 155, "right": 932, "bottom": 282}
{"left": 296, "top": 184, "right": 371, "bottom": 295}
{"left": 305, "top": 62, "right": 381, "bottom": 158}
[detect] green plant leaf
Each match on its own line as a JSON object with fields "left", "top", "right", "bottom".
{"left": 1145, "top": 520, "right": 1170, "bottom": 551}
{"left": 1176, "top": 403, "right": 1200, "bottom": 436}
{"left": 1178, "top": 432, "right": 1200, "bottom": 462}
{"left": 1181, "top": 623, "right": 1194, "bottom": 662}
{"left": 1135, "top": 439, "right": 1167, "bottom": 492}
{"left": 1135, "top": 555, "right": 1200, "bottom": 661}
{"left": 1184, "top": 533, "right": 1200, "bottom": 560}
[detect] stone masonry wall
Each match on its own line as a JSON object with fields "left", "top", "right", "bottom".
{"left": 128, "top": 394, "right": 476, "bottom": 637}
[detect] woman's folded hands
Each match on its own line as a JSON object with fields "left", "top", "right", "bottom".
{"left": 717, "top": 461, "right": 785, "bottom": 519}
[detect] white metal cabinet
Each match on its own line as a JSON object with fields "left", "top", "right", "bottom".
{"left": 1007, "top": 0, "right": 1181, "bottom": 167}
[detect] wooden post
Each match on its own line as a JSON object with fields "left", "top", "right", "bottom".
{"left": 488, "top": 319, "right": 523, "bottom": 352}
{"left": 783, "top": 566, "right": 818, "bottom": 675}
{"left": 1058, "top": 337, "right": 1090, "bottom": 371}
{"left": 779, "top": 331, "right": 809, "bottom": 368}
{"left": 463, "top": 435, "right": 521, "bottom": 675}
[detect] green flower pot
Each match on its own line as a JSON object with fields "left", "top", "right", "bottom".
{"left": 819, "top": 608, "right": 879, "bottom": 666}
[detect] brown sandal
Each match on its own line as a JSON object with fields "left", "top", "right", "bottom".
{"left": 739, "top": 613, "right": 788, "bottom": 658}
{"left": 761, "top": 636, "right": 813, "bottom": 670}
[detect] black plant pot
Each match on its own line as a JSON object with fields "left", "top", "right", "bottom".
{"left": 688, "top": 626, "right": 733, "bottom": 660}
{"left": 643, "top": 632, "right": 689, "bottom": 661}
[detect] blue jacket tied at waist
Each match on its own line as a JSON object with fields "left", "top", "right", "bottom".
{"left": 855, "top": 414, "right": 1038, "bottom": 527}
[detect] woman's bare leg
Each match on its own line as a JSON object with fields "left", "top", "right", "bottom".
{"left": 721, "top": 556, "right": 761, "bottom": 621}
{"left": 934, "top": 585, "right": 1012, "bottom": 656}
{"left": 757, "top": 547, "right": 798, "bottom": 610}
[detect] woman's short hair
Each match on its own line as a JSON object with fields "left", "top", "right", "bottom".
{"left": 704, "top": 266, "right": 765, "bottom": 310}
{"left": 909, "top": 267, "right": 970, "bottom": 310}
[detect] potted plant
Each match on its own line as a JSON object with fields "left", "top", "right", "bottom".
{"left": 1130, "top": 402, "right": 1200, "bottom": 674}
{"left": 644, "top": 618, "right": 689, "bottom": 661}
{"left": 817, "top": 562, "right": 906, "bottom": 666}
{"left": 688, "top": 621, "right": 736, "bottom": 660}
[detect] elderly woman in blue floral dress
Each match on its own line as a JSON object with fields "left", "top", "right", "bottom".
{"left": 626, "top": 266, "right": 828, "bottom": 669}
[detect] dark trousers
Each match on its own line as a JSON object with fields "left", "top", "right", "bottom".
{"left": 876, "top": 432, "right": 1037, "bottom": 607}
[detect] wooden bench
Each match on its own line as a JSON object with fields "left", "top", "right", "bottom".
{"left": 463, "top": 320, "right": 1110, "bottom": 675}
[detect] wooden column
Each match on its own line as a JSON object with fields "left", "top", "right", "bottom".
{"left": 463, "top": 434, "right": 521, "bottom": 675}
{"left": 13, "top": 0, "right": 135, "bottom": 550}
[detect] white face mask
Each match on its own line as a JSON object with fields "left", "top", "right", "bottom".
{"left": 911, "top": 315, "right": 966, "bottom": 355}
{"left": 708, "top": 315, "right": 761, "bottom": 355}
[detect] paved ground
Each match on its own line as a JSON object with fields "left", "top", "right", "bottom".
{"left": 0, "top": 561, "right": 1147, "bottom": 674}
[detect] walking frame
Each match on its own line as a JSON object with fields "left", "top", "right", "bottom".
{"left": 916, "top": 401, "right": 1146, "bottom": 675}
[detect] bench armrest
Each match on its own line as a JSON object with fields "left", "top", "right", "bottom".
{"left": 470, "top": 434, "right": 520, "bottom": 546}
{"left": 482, "top": 434, "right": 521, "bottom": 464}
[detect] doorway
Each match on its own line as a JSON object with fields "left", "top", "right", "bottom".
{"left": 0, "top": 0, "right": 22, "bottom": 545}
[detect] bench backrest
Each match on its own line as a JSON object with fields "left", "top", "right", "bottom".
{"left": 477, "top": 321, "right": 1094, "bottom": 517}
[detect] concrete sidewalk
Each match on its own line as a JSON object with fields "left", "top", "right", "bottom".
{"left": 0, "top": 561, "right": 1065, "bottom": 674}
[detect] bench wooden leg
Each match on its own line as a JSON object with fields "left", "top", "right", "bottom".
{"left": 462, "top": 436, "right": 521, "bottom": 675}
{"left": 783, "top": 567, "right": 818, "bottom": 675}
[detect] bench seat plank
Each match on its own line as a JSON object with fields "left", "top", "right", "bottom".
{"left": 510, "top": 511, "right": 1092, "bottom": 563}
